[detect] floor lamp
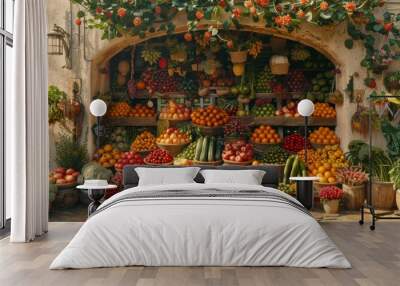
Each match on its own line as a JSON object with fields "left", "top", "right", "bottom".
{"left": 290, "top": 99, "right": 318, "bottom": 210}
{"left": 89, "top": 99, "right": 107, "bottom": 150}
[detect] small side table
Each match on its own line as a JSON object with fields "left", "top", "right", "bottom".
{"left": 77, "top": 184, "right": 117, "bottom": 216}
{"left": 290, "top": 176, "right": 319, "bottom": 210}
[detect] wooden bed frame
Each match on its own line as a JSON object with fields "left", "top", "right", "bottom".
{"left": 122, "top": 165, "right": 283, "bottom": 189}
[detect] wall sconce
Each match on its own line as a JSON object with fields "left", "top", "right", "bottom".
{"left": 47, "top": 24, "right": 72, "bottom": 69}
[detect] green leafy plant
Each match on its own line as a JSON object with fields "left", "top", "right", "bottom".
{"left": 389, "top": 159, "right": 400, "bottom": 189}
{"left": 48, "top": 85, "right": 66, "bottom": 124}
{"left": 55, "top": 134, "right": 89, "bottom": 171}
{"left": 346, "top": 140, "right": 392, "bottom": 179}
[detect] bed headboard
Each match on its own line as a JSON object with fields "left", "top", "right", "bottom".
{"left": 122, "top": 165, "right": 283, "bottom": 189}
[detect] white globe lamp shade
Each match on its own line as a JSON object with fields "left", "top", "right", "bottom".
{"left": 297, "top": 99, "right": 315, "bottom": 117}
{"left": 90, "top": 99, "right": 107, "bottom": 117}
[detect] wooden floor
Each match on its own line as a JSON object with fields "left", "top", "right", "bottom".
{"left": 0, "top": 222, "right": 399, "bottom": 286}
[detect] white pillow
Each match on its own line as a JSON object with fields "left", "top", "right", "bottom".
{"left": 200, "top": 170, "right": 266, "bottom": 185}
{"left": 135, "top": 167, "right": 201, "bottom": 186}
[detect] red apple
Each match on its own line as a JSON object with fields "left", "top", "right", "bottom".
{"left": 66, "top": 168, "right": 75, "bottom": 175}
{"left": 72, "top": 171, "right": 80, "bottom": 178}
{"left": 64, "top": 175, "right": 75, "bottom": 183}
{"left": 54, "top": 167, "right": 66, "bottom": 174}
{"left": 53, "top": 173, "right": 63, "bottom": 180}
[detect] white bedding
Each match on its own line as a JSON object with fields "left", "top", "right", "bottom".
{"left": 50, "top": 183, "right": 351, "bottom": 269}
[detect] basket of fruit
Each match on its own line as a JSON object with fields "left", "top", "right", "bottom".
{"left": 192, "top": 105, "right": 229, "bottom": 136}
{"left": 193, "top": 136, "right": 223, "bottom": 166}
{"left": 94, "top": 144, "right": 123, "bottom": 169}
{"left": 131, "top": 131, "right": 157, "bottom": 154}
{"left": 259, "top": 145, "right": 290, "bottom": 166}
{"left": 250, "top": 125, "right": 281, "bottom": 152}
{"left": 156, "top": 128, "right": 191, "bottom": 156}
{"left": 309, "top": 127, "right": 340, "bottom": 149}
{"left": 114, "top": 151, "right": 144, "bottom": 172}
{"left": 49, "top": 167, "right": 80, "bottom": 189}
{"left": 159, "top": 100, "right": 191, "bottom": 122}
{"left": 144, "top": 148, "right": 174, "bottom": 166}
{"left": 222, "top": 140, "right": 254, "bottom": 166}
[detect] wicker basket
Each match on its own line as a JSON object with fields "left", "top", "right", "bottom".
{"left": 194, "top": 124, "right": 224, "bottom": 136}
{"left": 223, "top": 159, "right": 253, "bottom": 166}
{"left": 270, "top": 62, "right": 289, "bottom": 75}
{"left": 193, "top": 160, "right": 222, "bottom": 166}
{"left": 229, "top": 51, "right": 248, "bottom": 64}
{"left": 157, "top": 142, "right": 189, "bottom": 157}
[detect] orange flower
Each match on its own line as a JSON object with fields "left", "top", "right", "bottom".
{"left": 184, "top": 32, "right": 193, "bottom": 42}
{"left": 117, "top": 7, "right": 126, "bottom": 18}
{"left": 256, "top": 0, "right": 269, "bottom": 7}
{"left": 232, "top": 8, "right": 241, "bottom": 18}
{"left": 195, "top": 10, "right": 204, "bottom": 20}
{"left": 300, "top": 0, "right": 309, "bottom": 5}
{"left": 343, "top": 2, "right": 357, "bottom": 13}
{"left": 297, "top": 9, "right": 305, "bottom": 19}
{"left": 244, "top": 0, "right": 253, "bottom": 8}
{"left": 275, "top": 14, "right": 292, "bottom": 27}
{"left": 320, "top": 1, "right": 329, "bottom": 11}
{"left": 133, "top": 17, "right": 142, "bottom": 27}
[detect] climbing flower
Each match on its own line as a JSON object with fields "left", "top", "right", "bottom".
{"left": 320, "top": 1, "right": 329, "bottom": 11}
{"left": 256, "top": 0, "right": 269, "bottom": 7}
{"left": 232, "top": 8, "right": 241, "bottom": 19}
{"left": 344, "top": 2, "right": 357, "bottom": 13}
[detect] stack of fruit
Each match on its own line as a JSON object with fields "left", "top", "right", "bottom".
{"left": 287, "top": 70, "right": 307, "bottom": 92}
{"left": 144, "top": 148, "right": 173, "bottom": 165}
{"left": 309, "top": 127, "right": 340, "bottom": 145}
{"left": 261, "top": 145, "right": 290, "bottom": 165}
{"left": 107, "top": 102, "right": 131, "bottom": 117}
{"left": 309, "top": 145, "right": 348, "bottom": 183}
{"left": 114, "top": 151, "right": 144, "bottom": 171}
{"left": 310, "top": 71, "right": 334, "bottom": 94}
{"left": 180, "top": 77, "right": 199, "bottom": 97}
{"left": 95, "top": 144, "right": 122, "bottom": 168}
{"left": 283, "top": 134, "right": 310, "bottom": 153}
{"left": 191, "top": 105, "right": 230, "bottom": 127}
{"left": 222, "top": 140, "right": 254, "bottom": 164}
{"left": 251, "top": 103, "right": 276, "bottom": 117}
{"left": 153, "top": 70, "right": 178, "bottom": 93}
{"left": 275, "top": 101, "right": 300, "bottom": 117}
{"left": 129, "top": 104, "right": 156, "bottom": 117}
{"left": 156, "top": 128, "right": 190, "bottom": 145}
{"left": 49, "top": 167, "right": 80, "bottom": 186}
{"left": 224, "top": 118, "right": 250, "bottom": 139}
{"left": 175, "top": 141, "right": 197, "bottom": 160}
{"left": 110, "top": 127, "right": 130, "bottom": 151}
{"left": 255, "top": 67, "right": 275, "bottom": 93}
{"left": 282, "top": 155, "right": 307, "bottom": 184}
{"left": 159, "top": 100, "right": 191, "bottom": 121}
{"left": 297, "top": 149, "right": 318, "bottom": 168}
{"left": 251, "top": 125, "right": 281, "bottom": 144}
{"left": 313, "top": 103, "right": 336, "bottom": 118}
{"left": 131, "top": 131, "right": 157, "bottom": 153}
{"left": 193, "top": 136, "right": 222, "bottom": 163}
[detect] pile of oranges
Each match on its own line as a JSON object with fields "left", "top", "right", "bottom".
{"left": 313, "top": 103, "right": 336, "bottom": 118}
{"left": 297, "top": 149, "right": 317, "bottom": 167}
{"left": 95, "top": 144, "right": 122, "bottom": 168}
{"left": 159, "top": 100, "right": 191, "bottom": 121}
{"left": 131, "top": 131, "right": 157, "bottom": 152}
{"left": 309, "top": 127, "right": 340, "bottom": 145}
{"left": 308, "top": 145, "right": 348, "bottom": 183}
{"left": 108, "top": 102, "right": 155, "bottom": 118}
{"left": 251, "top": 125, "right": 281, "bottom": 144}
{"left": 191, "top": 105, "right": 229, "bottom": 127}
{"left": 156, "top": 128, "right": 190, "bottom": 145}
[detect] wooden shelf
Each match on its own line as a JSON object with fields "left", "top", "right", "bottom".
{"left": 253, "top": 116, "right": 336, "bottom": 127}
{"left": 256, "top": 92, "right": 304, "bottom": 99}
{"left": 104, "top": 117, "right": 157, "bottom": 127}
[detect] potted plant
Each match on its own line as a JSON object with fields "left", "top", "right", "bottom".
{"left": 389, "top": 159, "right": 400, "bottom": 210}
{"left": 320, "top": 186, "right": 344, "bottom": 215}
{"left": 372, "top": 164, "right": 396, "bottom": 210}
{"left": 336, "top": 167, "right": 369, "bottom": 210}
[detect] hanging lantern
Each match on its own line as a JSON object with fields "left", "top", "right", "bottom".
{"left": 270, "top": 55, "right": 289, "bottom": 75}
{"left": 47, "top": 24, "right": 72, "bottom": 69}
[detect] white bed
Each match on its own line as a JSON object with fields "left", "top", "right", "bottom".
{"left": 50, "top": 183, "right": 351, "bottom": 269}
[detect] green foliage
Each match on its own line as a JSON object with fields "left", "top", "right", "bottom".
{"left": 55, "top": 134, "right": 89, "bottom": 171}
{"left": 346, "top": 140, "right": 392, "bottom": 181}
{"left": 48, "top": 85, "right": 66, "bottom": 124}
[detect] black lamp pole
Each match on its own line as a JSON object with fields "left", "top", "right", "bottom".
{"left": 96, "top": 116, "right": 101, "bottom": 150}
{"left": 304, "top": 116, "right": 308, "bottom": 170}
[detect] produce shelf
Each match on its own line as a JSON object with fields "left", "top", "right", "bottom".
{"left": 105, "top": 117, "right": 158, "bottom": 127}
{"left": 253, "top": 116, "right": 336, "bottom": 126}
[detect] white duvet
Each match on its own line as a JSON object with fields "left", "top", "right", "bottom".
{"left": 50, "top": 183, "right": 351, "bottom": 269}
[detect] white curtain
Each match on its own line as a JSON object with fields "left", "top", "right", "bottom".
{"left": 8, "top": 0, "right": 49, "bottom": 242}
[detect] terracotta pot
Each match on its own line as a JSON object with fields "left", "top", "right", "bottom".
{"left": 371, "top": 181, "right": 395, "bottom": 210}
{"left": 323, "top": 199, "right": 340, "bottom": 214}
{"left": 342, "top": 184, "right": 365, "bottom": 211}
{"left": 396, "top": 189, "right": 400, "bottom": 210}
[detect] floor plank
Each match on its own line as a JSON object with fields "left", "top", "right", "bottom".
{"left": 0, "top": 222, "right": 399, "bottom": 286}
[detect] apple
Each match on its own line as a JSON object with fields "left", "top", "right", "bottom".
{"left": 235, "top": 156, "right": 242, "bottom": 162}
{"left": 53, "top": 173, "right": 63, "bottom": 180}
{"left": 229, "top": 155, "right": 235, "bottom": 161}
{"left": 56, "top": 179, "right": 67, "bottom": 185}
{"left": 64, "top": 175, "right": 75, "bottom": 183}
{"left": 66, "top": 168, "right": 75, "bottom": 175}
{"left": 54, "top": 167, "right": 66, "bottom": 174}
{"left": 72, "top": 171, "right": 80, "bottom": 178}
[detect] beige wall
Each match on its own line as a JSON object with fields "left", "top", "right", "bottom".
{"left": 47, "top": 0, "right": 394, "bottom": 165}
